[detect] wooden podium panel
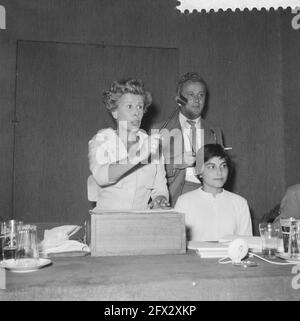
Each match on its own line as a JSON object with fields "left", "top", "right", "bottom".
{"left": 90, "top": 209, "right": 186, "bottom": 256}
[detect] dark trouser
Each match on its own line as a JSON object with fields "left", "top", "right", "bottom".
{"left": 181, "top": 181, "right": 201, "bottom": 195}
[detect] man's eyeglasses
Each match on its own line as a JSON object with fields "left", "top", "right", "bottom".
{"left": 185, "top": 92, "right": 206, "bottom": 101}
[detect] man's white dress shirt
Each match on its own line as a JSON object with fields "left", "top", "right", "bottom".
{"left": 179, "top": 113, "right": 203, "bottom": 183}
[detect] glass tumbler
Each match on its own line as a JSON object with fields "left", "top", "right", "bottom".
{"left": 2, "top": 220, "right": 23, "bottom": 261}
{"left": 259, "top": 223, "right": 280, "bottom": 258}
{"left": 15, "top": 224, "right": 39, "bottom": 264}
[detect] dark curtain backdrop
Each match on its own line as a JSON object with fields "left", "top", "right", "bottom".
{"left": 281, "top": 10, "right": 300, "bottom": 188}
{"left": 13, "top": 40, "right": 178, "bottom": 222}
{"left": 0, "top": 0, "right": 299, "bottom": 234}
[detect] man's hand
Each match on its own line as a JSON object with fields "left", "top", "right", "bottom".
{"left": 150, "top": 195, "right": 170, "bottom": 209}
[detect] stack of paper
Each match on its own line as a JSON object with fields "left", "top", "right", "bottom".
{"left": 188, "top": 241, "right": 229, "bottom": 258}
{"left": 90, "top": 208, "right": 175, "bottom": 214}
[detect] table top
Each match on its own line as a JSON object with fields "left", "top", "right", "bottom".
{"left": 1, "top": 251, "right": 300, "bottom": 301}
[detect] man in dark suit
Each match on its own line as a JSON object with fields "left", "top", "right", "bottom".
{"left": 158, "top": 72, "right": 223, "bottom": 207}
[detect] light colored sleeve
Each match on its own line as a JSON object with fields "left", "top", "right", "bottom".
{"left": 150, "top": 159, "right": 169, "bottom": 201}
{"left": 237, "top": 199, "right": 253, "bottom": 236}
{"left": 88, "top": 129, "right": 112, "bottom": 186}
{"left": 174, "top": 197, "right": 190, "bottom": 228}
{"left": 174, "top": 196, "right": 185, "bottom": 213}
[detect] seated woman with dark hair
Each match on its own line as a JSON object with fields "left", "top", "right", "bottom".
{"left": 175, "top": 144, "right": 252, "bottom": 241}
{"left": 88, "top": 78, "right": 169, "bottom": 210}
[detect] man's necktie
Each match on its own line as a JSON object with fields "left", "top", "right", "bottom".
{"left": 186, "top": 120, "right": 197, "bottom": 155}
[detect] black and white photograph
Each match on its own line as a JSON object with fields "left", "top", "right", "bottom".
{"left": 0, "top": 0, "right": 300, "bottom": 306}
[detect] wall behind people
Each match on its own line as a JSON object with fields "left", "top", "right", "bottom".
{"left": 281, "top": 10, "right": 300, "bottom": 189}
{"left": 0, "top": 0, "right": 295, "bottom": 234}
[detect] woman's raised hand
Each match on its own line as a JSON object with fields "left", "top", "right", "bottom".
{"left": 140, "top": 134, "right": 161, "bottom": 163}
{"left": 129, "top": 134, "right": 161, "bottom": 164}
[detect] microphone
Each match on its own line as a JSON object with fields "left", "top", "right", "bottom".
{"left": 218, "top": 238, "right": 296, "bottom": 266}
{"left": 159, "top": 107, "right": 179, "bottom": 131}
{"left": 227, "top": 238, "right": 248, "bottom": 263}
{"left": 175, "top": 94, "right": 188, "bottom": 108}
{"left": 218, "top": 238, "right": 252, "bottom": 266}
{"left": 158, "top": 94, "right": 188, "bottom": 132}
{"left": 159, "top": 94, "right": 188, "bottom": 131}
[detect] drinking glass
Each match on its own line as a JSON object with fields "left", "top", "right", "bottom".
{"left": 2, "top": 220, "right": 23, "bottom": 261}
{"left": 280, "top": 218, "right": 292, "bottom": 253}
{"left": 280, "top": 218, "right": 300, "bottom": 257}
{"left": 15, "top": 225, "right": 39, "bottom": 264}
{"left": 0, "top": 222, "right": 4, "bottom": 260}
{"left": 259, "top": 223, "right": 280, "bottom": 258}
{"left": 289, "top": 219, "right": 300, "bottom": 258}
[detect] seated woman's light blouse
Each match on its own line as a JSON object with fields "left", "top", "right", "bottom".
{"left": 175, "top": 188, "right": 252, "bottom": 241}
{"left": 88, "top": 128, "right": 168, "bottom": 210}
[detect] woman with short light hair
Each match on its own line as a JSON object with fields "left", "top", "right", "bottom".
{"left": 88, "top": 78, "right": 169, "bottom": 210}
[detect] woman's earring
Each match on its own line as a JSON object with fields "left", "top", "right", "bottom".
{"left": 112, "top": 110, "right": 118, "bottom": 119}
{"left": 198, "top": 174, "right": 203, "bottom": 184}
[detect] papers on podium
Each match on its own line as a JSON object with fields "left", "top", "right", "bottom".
{"left": 90, "top": 208, "right": 174, "bottom": 214}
